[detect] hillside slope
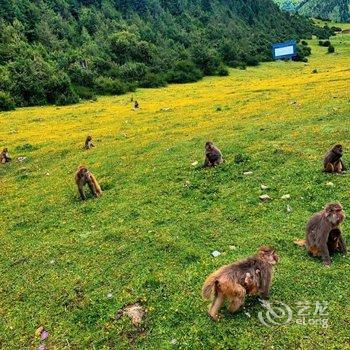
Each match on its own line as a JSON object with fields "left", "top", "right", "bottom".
{"left": 0, "top": 0, "right": 332, "bottom": 110}
{"left": 0, "top": 32, "right": 349, "bottom": 349}
{"left": 275, "top": 0, "right": 350, "bottom": 22}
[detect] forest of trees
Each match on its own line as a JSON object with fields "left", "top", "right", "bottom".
{"left": 0, "top": 0, "right": 336, "bottom": 110}
{"left": 274, "top": 0, "right": 350, "bottom": 23}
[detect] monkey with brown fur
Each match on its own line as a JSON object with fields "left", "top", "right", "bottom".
{"left": 203, "top": 141, "right": 223, "bottom": 167}
{"left": 84, "top": 136, "right": 95, "bottom": 150}
{"left": 75, "top": 166, "right": 102, "bottom": 200}
{"left": 305, "top": 203, "right": 346, "bottom": 266}
{"left": 202, "top": 246, "right": 278, "bottom": 321}
{"left": 0, "top": 148, "right": 12, "bottom": 163}
{"left": 323, "top": 144, "right": 346, "bottom": 173}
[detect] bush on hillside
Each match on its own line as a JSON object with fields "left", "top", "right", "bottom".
{"left": 94, "top": 77, "right": 128, "bottom": 95}
{"left": 328, "top": 45, "right": 335, "bottom": 53}
{"left": 0, "top": 91, "right": 15, "bottom": 111}
{"left": 167, "top": 61, "right": 203, "bottom": 84}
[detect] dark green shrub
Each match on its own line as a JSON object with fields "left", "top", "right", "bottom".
{"left": 0, "top": 91, "right": 15, "bottom": 111}
{"left": 139, "top": 73, "right": 167, "bottom": 88}
{"left": 167, "top": 61, "right": 203, "bottom": 84}
{"left": 67, "top": 62, "right": 95, "bottom": 87}
{"left": 301, "top": 40, "right": 308, "bottom": 46}
{"left": 294, "top": 44, "right": 311, "bottom": 62}
{"left": 55, "top": 93, "right": 79, "bottom": 106}
{"left": 117, "top": 62, "right": 149, "bottom": 82}
{"left": 319, "top": 40, "right": 331, "bottom": 47}
{"left": 216, "top": 64, "right": 229, "bottom": 76}
{"left": 246, "top": 56, "right": 259, "bottom": 67}
{"left": 74, "top": 85, "right": 96, "bottom": 100}
{"left": 94, "top": 77, "right": 128, "bottom": 95}
{"left": 328, "top": 45, "right": 335, "bottom": 53}
{"left": 191, "top": 46, "right": 221, "bottom": 75}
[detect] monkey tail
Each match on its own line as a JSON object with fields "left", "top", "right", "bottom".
{"left": 202, "top": 277, "right": 218, "bottom": 300}
{"left": 90, "top": 173, "right": 102, "bottom": 195}
{"left": 202, "top": 270, "right": 224, "bottom": 299}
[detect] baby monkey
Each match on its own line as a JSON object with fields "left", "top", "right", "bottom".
{"left": 202, "top": 246, "right": 278, "bottom": 321}
{"left": 75, "top": 166, "right": 102, "bottom": 200}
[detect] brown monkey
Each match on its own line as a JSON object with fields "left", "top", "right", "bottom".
{"left": 306, "top": 203, "right": 346, "bottom": 266}
{"left": 0, "top": 148, "right": 12, "bottom": 163}
{"left": 134, "top": 101, "right": 139, "bottom": 109}
{"left": 202, "top": 246, "right": 278, "bottom": 321}
{"left": 203, "top": 141, "right": 223, "bottom": 167}
{"left": 84, "top": 136, "right": 95, "bottom": 150}
{"left": 75, "top": 166, "right": 102, "bottom": 200}
{"left": 323, "top": 144, "right": 346, "bottom": 173}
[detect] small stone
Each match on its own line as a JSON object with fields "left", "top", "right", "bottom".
{"left": 49, "top": 259, "right": 55, "bottom": 264}
{"left": 261, "top": 184, "right": 268, "bottom": 190}
{"left": 259, "top": 194, "right": 270, "bottom": 202}
{"left": 45, "top": 172, "right": 50, "bottom": 176}
{"left": 18, "top": 157, "right": 27, "bottom": 162}
{"left": 40, "top": 331, "right": 49, "bottom": 340}
{"left": 170, "top": 339, "right": 177, "bottom": 345}
{"left": 38, "top": 345, "right": 45, "bottom": 350}
{"left": 107, "top": 293, "right": 113, "bottom": 299}
{"left": 281, "top": 194, "right": 291, "bottom": 200}
{"left": 191, "top": 161, "right": 198, "bottom": 166}
{"left": 244, "top": 312, "right": 251, "bottom": 318}
{"left": 211, "top": 251, "right": 221, "bottom": 257}
{"left": 184, "top": 180, "right": 191, "bottom": 187}
{"left": 326, "top": 182, "right": 334, "bottom": 187}
{"left": 229, "top": 245, "right": 236, "bottom": 250}
{"left": 244, "top": 171, "right": 253, "bottom": 176}
{"left": 287, "top": 205, "right": 292, "bottom": 213}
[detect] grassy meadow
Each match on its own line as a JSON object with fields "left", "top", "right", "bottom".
{"left": 1, "top": 31, "right": 350, "bottom": 349}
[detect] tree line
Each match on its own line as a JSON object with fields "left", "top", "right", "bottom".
{"left": 0, "top": 0, "right": 335, "bottom": 111}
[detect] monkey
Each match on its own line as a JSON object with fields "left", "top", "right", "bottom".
{"left": 243, "top": 270, "right": 261, "bottom": 295}
{"left": 323, "top": 144, "right": 346, "bottom": 173}
{"left": 84, "top": 136, "right": 95, "bottom": 150}
{"left": 75, "top": 166, "right": 102, "bottom": 200}
{"left": 134, "top": 101, "right": 139, "bottom": 109}
{"left": 202, "top": 246, "right": 278, "bottom": 321}
{"left": 203, "top": 141, "right": 223, "bottom": 167}
{"left": 0, "top": 148, "right": 12, "bottom": 163}
{"left": 305, "top": 203, "right": 346, "bottom": 266}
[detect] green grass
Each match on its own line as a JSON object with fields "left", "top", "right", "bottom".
{"left": 0, "top": 33, "right": 350, "bottom": 349}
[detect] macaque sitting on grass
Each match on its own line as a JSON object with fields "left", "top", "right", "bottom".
{"left": 295, "top": 203, "right": 347, "bottom": 266}
{"left": 1, "top": 148, "right": 11, "bottom": 163}
{"left": 203, "top": 141, "right": 223, "bottom": 167}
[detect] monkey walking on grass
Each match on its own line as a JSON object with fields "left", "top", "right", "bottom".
{"left": 202, "top": 246, "right": 279, "bottom": 321}
{"left": 75, "top": 166, "right": 102, "bottom": 200}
